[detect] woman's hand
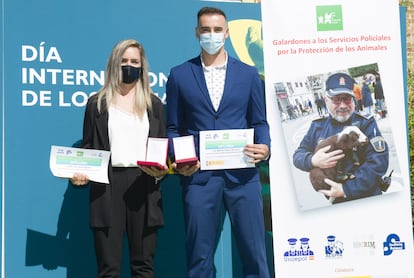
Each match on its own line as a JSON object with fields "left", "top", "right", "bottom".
{"left": 70, "top": 173, "right": 90, "bottom": 186}
{"left": 139, "top": 165, "right": 169, "bottom": 180}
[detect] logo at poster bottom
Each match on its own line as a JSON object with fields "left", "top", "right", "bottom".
{"left": 383, "top": 233, "right": 405, "bottom": 256}
{"left": 283, "top": 237, "right": 315, "bottom": 262}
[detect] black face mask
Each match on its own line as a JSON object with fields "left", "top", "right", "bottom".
{"left": 121, "top": 65, "right": 141, "bottom": 84}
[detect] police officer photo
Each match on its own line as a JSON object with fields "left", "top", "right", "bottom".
{"left": 293, "top": 72, "right": 389, "bottom": 203}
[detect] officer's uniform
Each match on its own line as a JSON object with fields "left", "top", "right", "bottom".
{"left": 293, "top": 73, "right": 389, "bottom": 203}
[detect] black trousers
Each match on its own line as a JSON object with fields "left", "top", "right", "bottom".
{"left": 93, "top": 167, "right": 157, "bottom": 278}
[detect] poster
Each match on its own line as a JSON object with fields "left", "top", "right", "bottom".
{"left": 261, "top": 0, "right": 414, "bottom": 277}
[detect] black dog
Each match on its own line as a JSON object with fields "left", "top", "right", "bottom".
{"left": 310, "top": 126, "right": 368, "bottom": 192}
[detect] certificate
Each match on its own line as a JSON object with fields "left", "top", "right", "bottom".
{"left": 49, "top": 145, "right": 110, "bottom": 184}
{"left": 199, "top": 129, "right": 254, "bottom": 170}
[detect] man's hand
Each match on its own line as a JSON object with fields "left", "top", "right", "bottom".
{"left": 244, "top": 144, "right": 269, "bottom": 163}
{"left": 172, "top": 161, "right": 201, "bottom": 176}
{"left": 318, "top": 178, "right": 346, "bottom": 200}
{"left": 311, "top": 145, "right": 344, "bottom": 169}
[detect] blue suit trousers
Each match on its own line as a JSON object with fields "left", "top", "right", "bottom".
{"left": 182, "top": 174, "right": 270, "bottom": 278}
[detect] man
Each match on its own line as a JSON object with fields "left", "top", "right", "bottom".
{"left": 352, "top": 82, "right": 363, "bottom": 112}
{"left": 373, "top": 74, "right": 386, "bottom": 118}
{"left": 166, "top": 6, "right": 271, "bottom": 278}
{"left": 293, "top": 72, "right": 389, "bottom": 203}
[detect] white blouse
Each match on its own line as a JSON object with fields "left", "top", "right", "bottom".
{"left": 108, "top": 106, "right": 149, "bottom": 167}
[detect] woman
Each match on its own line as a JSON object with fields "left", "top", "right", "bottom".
{"left": 71, "top": 39, "right": 168, "bottom": 278}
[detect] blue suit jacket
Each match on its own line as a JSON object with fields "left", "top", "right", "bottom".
{"left": 166, "top": 55, "right": 270, "bottom": 185}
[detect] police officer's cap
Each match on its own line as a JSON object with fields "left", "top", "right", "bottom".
{"left": 288, "top": 238, "right": 297, "bottom": 245}
{"left": 325, "top": 73, "right": 355, "bottom": 97}
{"left": 327, "top": 235, "right": 336, "bottom": 242}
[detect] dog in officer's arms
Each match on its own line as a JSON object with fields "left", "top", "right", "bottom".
{"left": 310, "top": 126, "right": 368, "bottom": 192}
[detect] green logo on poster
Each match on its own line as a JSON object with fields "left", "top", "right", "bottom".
{"left": 316, "top": 5, "right": 343, "bottom": 31}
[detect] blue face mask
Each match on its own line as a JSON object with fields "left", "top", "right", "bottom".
{"left": 121, "top": 65, "right": 141, "bottom": 84}
{"left": 199, "top": 32, "right": 225, "bottom": 55}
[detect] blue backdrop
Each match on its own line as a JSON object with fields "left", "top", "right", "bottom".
{"left": 1, "top": 0, "right": 274, "bottom": 277}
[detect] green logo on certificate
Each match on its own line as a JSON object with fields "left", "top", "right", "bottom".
{"left": 316, "top": 5, "right": 343, "bottom": 31}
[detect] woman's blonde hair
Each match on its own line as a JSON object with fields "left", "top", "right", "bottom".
{"left": 97, "top": 39, "right": 152, "bottom": 117}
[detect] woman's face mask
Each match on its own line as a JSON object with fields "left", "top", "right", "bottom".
{"left": 121, "top": 65, "right": 141, "bottom": 84}
{"left": 199, "top": 32, "right": 225, "bottom": 55}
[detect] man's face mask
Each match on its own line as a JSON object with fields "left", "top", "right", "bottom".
{"left": 121, "top": 65, "right": 141, "bottom": 84}
{"left": 199, "top": 32, "right": 225, "bottom": 55}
